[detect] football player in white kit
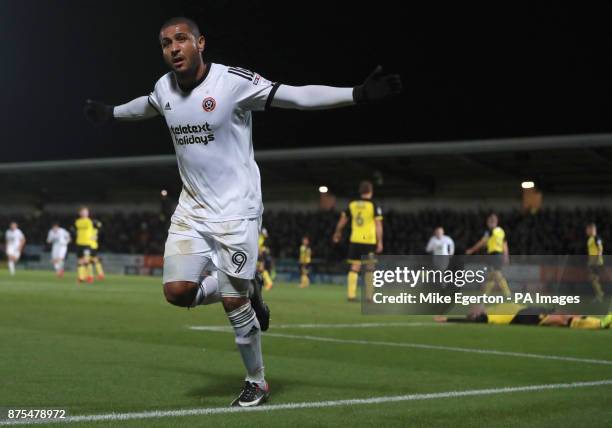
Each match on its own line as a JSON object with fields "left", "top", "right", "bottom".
{"left": 47, "top": 222, "right": 71, "bottom": 277}
{"left": 5, "top": 222, "right": 26, "bottom": 276}
{"left": 426, "top": 226, "right": 455, "bottom": 270}
{"left": 84, "top": 16, "right": 401, "bottom": 407}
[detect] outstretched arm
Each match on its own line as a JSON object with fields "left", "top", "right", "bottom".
{"left": 113, "top": 96, "right": 160, "bottom": 121}
{"left": 84, "top": 96, "right": 159, "bottom": 125}
{"left": 466, "top": 237, "right": 487, "bottom": 255}
{"left": 271, "top": 66, "right": 402, "bottom": 110}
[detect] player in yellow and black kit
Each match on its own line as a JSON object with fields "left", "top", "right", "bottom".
{"left": 333, "top": 181, "right": 383, "bottom": 301}
{"left": 586, "top": 223, "right": 605, "bottom": 301}
{"left": 466, "top": 213, "right": 511, "bottom": 297}
{"left": 75, "top": 207, "right": 94, "bottom": 283}
{"left": 258, "top": 228, "right": 274, "bottom": 291}
{"left": 299, "top": 236, "right": 312, "bottom": 288}
{"left": 88, "top": 219, "right": 105, "bottom": 281}
{"left": 436, "top": 304, "right": 612, "bottom": 330}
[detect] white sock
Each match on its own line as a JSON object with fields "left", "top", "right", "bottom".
{"left": 58, "top": 260, "right": 64, "bottom": 270}
{"left": 191, "top": 276, "right": 221, "bottom": 307}
{"left": 8, "top": 260, "right": 15, "bottom": 275}
{"left": 53, "top": 262, "right": 60, "bottom": 272}
{"left": 227, "top": 303, "right": 265, "bottom": 386}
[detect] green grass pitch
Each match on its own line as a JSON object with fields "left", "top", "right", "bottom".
{"left": 0, "top": 271, "right": 610, "bottom": 427}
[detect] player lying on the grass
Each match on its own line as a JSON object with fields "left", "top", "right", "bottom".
{"left": 435, "top": 304, "right": 612, "bottom": 330}
{"left": 84, "top": 16, "right": 401, "bottom": 407}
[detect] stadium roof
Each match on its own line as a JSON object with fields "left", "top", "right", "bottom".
{"left": 3, "top": 134, "right": 612, "bottom": 202}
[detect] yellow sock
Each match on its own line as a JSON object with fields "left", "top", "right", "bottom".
{"left": 263, "top": 270, "right": 273, "bottom": 290}
{"left": 300, "top": 274, "right": 310, "bottom": 288}
{"left": 347, "top": 271, "right": 359, "bottom": 299}
{"left": 497, "top": 275, "right": 511, "bottom": 297}
{"left": 570, "top": 316, "right": 602, "bottom": 330}
{"left": 364, "top": 271, "right": 374, "bottom": 300}
{"left": 87, "top": 263, "right": 94, "bottom": 278}
{"left": 95, "top": 261, "right": 104, "bottom": 276}
{"left": 591, "top": 278, "right": 604, "bottom": 299}
{"left": 78, "top": 265, "right": 87, "bottom": 281}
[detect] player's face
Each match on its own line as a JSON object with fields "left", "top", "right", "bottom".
{"left": 160, "top": 24, "right": 205, "bottom": 75}
{"left": 80, "top": 208, "right": 89, "bottom": 218}
{"left": 302, "top": 237, "right": 309, "bottom": 245}
{"left": 10, "top": 222, "right": 17, "bottom": 230}
{"left": 434, "top": 228, "right": 443, "bottom": 238}
{"left": 487, "top": 215, "right": 498, "bottom": 229}
{"left": 586, "top": 225, "right": 596, "bottom": 236}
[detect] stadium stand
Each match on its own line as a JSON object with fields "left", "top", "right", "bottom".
{"left": 2, "top": 207, "right": 610, "bottom": 259}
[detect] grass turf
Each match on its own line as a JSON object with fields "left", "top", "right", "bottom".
{"left": 0, "top": 270, "right": 610, "bottom": 427}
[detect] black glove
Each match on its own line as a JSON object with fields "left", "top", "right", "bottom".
{"left": 353, "top": 66, "right": 402, "bottom": 104}
{"left": 84, "top": 99, "right": 114, "bottom": 125}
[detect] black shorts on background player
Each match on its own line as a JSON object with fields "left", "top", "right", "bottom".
{"left": 347, "top": 243, "right": 376, "bottom": 263}
{"left": 76, "top": 245, "right": 91, "bottom": 258}
{"left": 487, "top": 252, "right": 504, "bottom": 271}
{"left": 510, "top": 307, "right": 551, "bottom": 325}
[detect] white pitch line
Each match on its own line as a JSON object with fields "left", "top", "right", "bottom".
{"left": 1, "top": 379, "right": 611, "bottom": 426}
{"left": 188, "top": 326, "right": 612, "bottom": 366}
{"left": 189, "top": 321, "right": 442, "bottom": 332}
{"left": 260, "top": 332, "right": 612, "bottom": 366}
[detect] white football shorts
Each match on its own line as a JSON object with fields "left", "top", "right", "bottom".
{"left": 51, "top": 244, "right": 68, "bottom": 260}
{"left": 163, "top": 217, "right": 261, "bottom": 284}
{"left": 6, "top": 245, "right": 21, "bottom": 260}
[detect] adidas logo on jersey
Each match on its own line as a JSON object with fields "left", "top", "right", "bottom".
{"left": 164, "top": 102, "right": 172, "bottom": 111}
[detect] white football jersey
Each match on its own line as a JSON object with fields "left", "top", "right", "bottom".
{"left": 47, "top": 227, "right": 71, "bottom": 246}
{"left": 426, "top": 235, "right": 455, "bottom": 256}
{"left": 149, "top": 63, "right": 278, "bottom": 225}
{"left": 5, "top": 228, "right": 25, "bottom": 247}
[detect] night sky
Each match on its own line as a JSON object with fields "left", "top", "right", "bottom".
{"left": 3, "top": 1, "right": 612, "bottom": 163}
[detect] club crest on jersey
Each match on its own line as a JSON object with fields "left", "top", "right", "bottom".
{"left": 202, "top": 97, "right": 216, "bottom": 112}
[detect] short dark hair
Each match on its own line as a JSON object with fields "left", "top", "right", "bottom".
{"left": 359, "top": 180, "right": 373, "bottom": 195}
{"left": 160, "top": 16, "right": 201, "bottom": 38}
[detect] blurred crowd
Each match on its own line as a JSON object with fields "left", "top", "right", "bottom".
{"left": 1, "top": 207, "right": 610, "bottom": 259}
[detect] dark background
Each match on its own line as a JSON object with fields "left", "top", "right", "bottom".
{"left": 3, "top": 1, "right": 612, "bottom": 163}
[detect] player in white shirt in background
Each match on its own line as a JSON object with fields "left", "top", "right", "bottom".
{"left": 426, "top": 226, "right": 455, "bottom": 271}
{"left": 5, "top": 222, "right": 26, "bottom": 276}
{"left": 47, "top": 222, "right": 71, "bottom": 277}
{"left": 84, "top": 16, "right": 401, "bottom": 407}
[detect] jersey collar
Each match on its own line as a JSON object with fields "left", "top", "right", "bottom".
{"left": 175, "top": 62, "right": 212, "bottom": 93}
